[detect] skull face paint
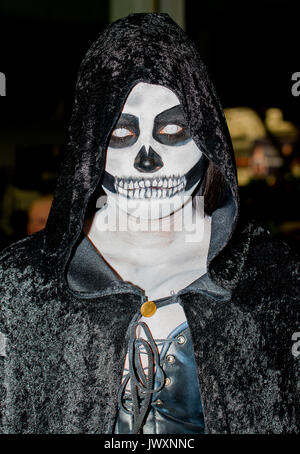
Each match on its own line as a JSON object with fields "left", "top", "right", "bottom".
{"left": 102, "top": 82, "right": 207, "bottom": 219}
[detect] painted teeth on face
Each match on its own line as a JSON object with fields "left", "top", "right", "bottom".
{"left": 114, "top": 175, "right": 188, "bottom": 199}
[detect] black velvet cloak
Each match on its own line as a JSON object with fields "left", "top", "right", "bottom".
{"left": 0, "top": 13, "right": 299, "bottom": 434}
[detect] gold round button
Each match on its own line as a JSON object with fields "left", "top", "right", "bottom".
{"left": 140, "top": 300, "right": 157, "bottom": 317}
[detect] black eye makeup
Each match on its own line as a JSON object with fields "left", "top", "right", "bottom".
{"left": 109, "top": 113, "right": 139, "bottom": 148}
{"left": 153, "top": 105, "right": 192, "bottom": 146}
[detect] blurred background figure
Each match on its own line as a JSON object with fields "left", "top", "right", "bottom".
{"left": 0, "top": 143, "right": 59, "bottom": 249}
{"left": 249, "top": 140, "right": 282, "bottom": 179}
{"left": 26, "top": 194, "right": 53, "bottom": 236}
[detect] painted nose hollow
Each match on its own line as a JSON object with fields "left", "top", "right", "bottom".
{"left": 134, "top": 146, "right": 164, "bottom": 173}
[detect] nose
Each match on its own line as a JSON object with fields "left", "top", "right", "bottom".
{"left": 134, "top": 146, "right": 164, "bottom": 173}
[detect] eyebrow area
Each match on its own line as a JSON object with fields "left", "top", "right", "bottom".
{"left": 154, "top": 104, "right": 186, "bottom": 126}
{"left": 115, "top": 113, "right": 139, "bottom": 129}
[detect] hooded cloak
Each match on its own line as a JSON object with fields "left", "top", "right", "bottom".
{"left": 0, "top": 13, "right": 299, "bottom": 434}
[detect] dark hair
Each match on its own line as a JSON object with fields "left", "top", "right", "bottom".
{"left": 202, "top": 161, "right": 226, "bottom": 216}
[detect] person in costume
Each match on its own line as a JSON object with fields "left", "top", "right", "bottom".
{"left": 0, "top": 13, "right": 299, "bottom": 434}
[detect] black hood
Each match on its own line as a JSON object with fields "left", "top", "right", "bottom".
{"left": 45, "top": 13, "right": 239, "bottom": 278}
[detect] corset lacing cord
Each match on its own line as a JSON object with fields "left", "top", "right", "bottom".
{"left": 117, "top": 320, "right": 177, "bottom": 434}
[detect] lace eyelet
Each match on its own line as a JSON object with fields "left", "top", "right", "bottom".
{"left": 177, "top": 334, "right": 186, "bottom": 345}
{"left": 165, "top": 377, "right": 171, "bottom": 386}
{"left": 166, "top": 354, "right": 176, "bottom": 364}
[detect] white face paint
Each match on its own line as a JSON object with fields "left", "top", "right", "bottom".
{"left": 102, "top": 82, "right": 203, "bottom": 219}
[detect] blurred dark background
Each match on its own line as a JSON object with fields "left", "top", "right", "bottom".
{"left": 0, "top": 0, "right": 299, "bottom": 252}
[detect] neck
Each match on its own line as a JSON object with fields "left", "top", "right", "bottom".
{"left": 91, "top": 194, "right": 206, "bottom": 249}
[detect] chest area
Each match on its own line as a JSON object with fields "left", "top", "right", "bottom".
{"left": 99, "top": 239, "right": 209, "bottom": 300}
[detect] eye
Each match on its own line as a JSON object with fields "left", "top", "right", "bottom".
{"left": 112, "top": 127, "right": 134, "bottom": 138}
{"left": 159, "top": 124, "right": 183, "bottom": 135}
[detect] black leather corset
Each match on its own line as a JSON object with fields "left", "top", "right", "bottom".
{"left": 114, "top": 318, "right": 205, "bottom": 434}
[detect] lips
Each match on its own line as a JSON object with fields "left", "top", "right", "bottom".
{"left": 114, "top": 175, "right": 187, "bottom": 199}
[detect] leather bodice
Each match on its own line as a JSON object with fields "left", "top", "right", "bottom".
{"left": 114, "top": 320, "right": 205, "bottom": 434}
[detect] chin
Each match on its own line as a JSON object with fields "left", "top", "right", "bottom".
{"left": 103, "top": 187, "right": 196, "bottom": 221}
